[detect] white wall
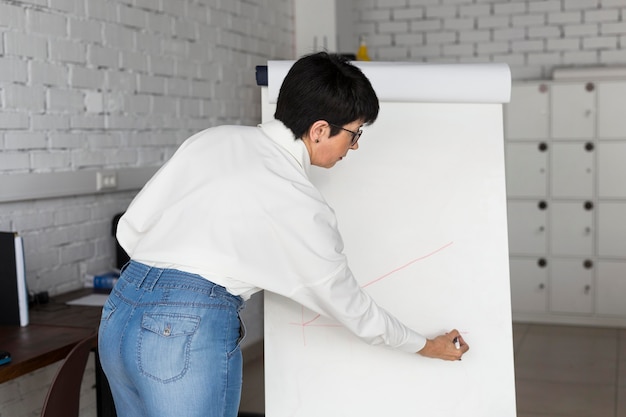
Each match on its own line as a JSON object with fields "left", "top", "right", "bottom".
{"left": 0, "top": 0, "right": 293, "bottom": 296}
{"left": 345, "top": 0, "right": 626, "bottom": 80}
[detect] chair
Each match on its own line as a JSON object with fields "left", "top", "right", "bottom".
{"left": 40, "top": 333, "right": 98, "bottom": 417}
{"left": 112, "top": 212, "right": 129, "bottom": 270}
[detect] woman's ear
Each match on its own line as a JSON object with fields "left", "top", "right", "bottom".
{"left": 307, "top": 120, "right": 329, "bottom": 143}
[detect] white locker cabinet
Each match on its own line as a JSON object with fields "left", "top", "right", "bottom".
{"left": 505, "top": 142, "right": 548, "bottom": 197}
{"left": 597, "top": 202, "right": 626, "bottom": 258}
{"left": 597, "top": 261, "right": 626, "bottom": 316}
{"left": 598, "top": 142, "right": 626, "bottom": 198}
{"left": 549, "top": 201, "right": 594, "bottom": 257}
{"left": 597, "top": 82, "right": 626, "bottom": 139}
{"left": 505, "top": 84, "right": 549, "bottom": 140}
{"left": 506, "top": 80, "right": 626, "bottom": 327}
{"left": 507, "top": 201, "right": 548, "bottom": 255}
{"left": 551, "top": 83, "right": 595, "bottom": 139}
{"left": 550, "top": 259, "right": 594, "bottom": 315}
{"left": 509, "top": 258, "right": 548, "bottom": 314}
{"left": 550, "top": 142, "right": 594, "bottom": 198}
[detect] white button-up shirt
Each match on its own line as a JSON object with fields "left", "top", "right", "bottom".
{"left": 117, "top": 120, "right": 426, "bottom": 353}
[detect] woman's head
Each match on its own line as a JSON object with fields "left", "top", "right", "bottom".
{"left": 274, "top": 52, "right": 379, "bottom": 140}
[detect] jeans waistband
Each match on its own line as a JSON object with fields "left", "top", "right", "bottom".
{"left": 120, "top": 261, "right": 244, "bottom": 308}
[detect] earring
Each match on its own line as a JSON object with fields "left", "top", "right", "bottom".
{"left": 315, "top": 139, "right": 320, "bottom": 143}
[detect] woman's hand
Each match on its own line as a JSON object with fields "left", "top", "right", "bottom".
{"left": 417, "top": 329, "right": 469, "bottom": 361}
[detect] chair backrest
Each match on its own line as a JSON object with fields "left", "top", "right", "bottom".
{"left": 41, "top": 333, "right": 97, "bottom": 417}
{"left": 112, "top": 212, "right": 129, "bottom": 270}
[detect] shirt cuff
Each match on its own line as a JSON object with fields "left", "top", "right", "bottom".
{"left": 397, "top": 331, "right": 428, "bottom": 354}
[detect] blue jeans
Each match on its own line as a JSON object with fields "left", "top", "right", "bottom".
{"left": 98, "top": 261, "right": 246, "bottom": 417}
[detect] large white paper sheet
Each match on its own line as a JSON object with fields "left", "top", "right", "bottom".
{"left": 262, "top": 61, "right": 515, "bottom": 417}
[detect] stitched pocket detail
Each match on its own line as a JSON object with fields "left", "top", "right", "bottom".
{"left": 139, "top": 313, "right": 200, "bottom": 383}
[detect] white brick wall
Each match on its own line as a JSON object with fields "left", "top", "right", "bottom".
{"left": 0, "top": 0, "right": 293, "bottom": 290}
{"left": 0, "top": 0, "right": 292, "bottom": 414}
{"left": 354, "top": 0, "right": 626, "bottom": 80}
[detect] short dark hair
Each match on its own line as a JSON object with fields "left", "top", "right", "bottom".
{"left": 274, "top": 52, "right": 379, "bottom": 139}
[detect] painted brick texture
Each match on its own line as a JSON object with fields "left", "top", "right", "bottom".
{"left": 353, "top": 0, "right": 626, "bottom": 80}
{"left": 0, "top": 0, "right": 293, "bottom": 295}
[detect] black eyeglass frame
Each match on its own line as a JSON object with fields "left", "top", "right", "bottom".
{"left": 329, "top": 123, "right": 363, "bottom": 146}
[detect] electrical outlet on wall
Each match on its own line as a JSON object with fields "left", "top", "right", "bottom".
{"left": 97, "top": 171, "right": 118, "bottom": 191}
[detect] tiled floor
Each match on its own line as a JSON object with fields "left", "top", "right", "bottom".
{"left": 239, "top": 323, "right": 626, "bottom": 416}
{"left": 514, "top": 323, "right": 626, "bottom": 417}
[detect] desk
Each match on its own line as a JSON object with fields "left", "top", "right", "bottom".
{"left": 0, "top": 324, "right": 95, "bottom": 383}
{"left": 29, "top": 290, "right": 103, "bottom": 327}
{"left": 0, "top": 289, "right": 116, "bottom": 417}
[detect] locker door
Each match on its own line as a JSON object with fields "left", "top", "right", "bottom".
{"left": 597, "top": 82, "right": 626, "bottom": 139}
{"left": 505, "top": 84, "right": 549, "bottom": 140}
{"left": 509, "top": 257, "right": 548, "bottom": 314}
{"left": 550, "top": 201, "right": 594, "bottom": 256}
{"left": 551, "top": 142, "right": 594, "bottom": 198}
{"left": 505, "top": 142, "right": 548, "bottom": 198}
{"left": 596, "top": 260, "right": 626, "bottom": 316}
{"left": 597, "top": 202, "right": 626, "bottom": 258}
{"left": 550, "top": 258, "right": 593, "bottom": 314}
{"left": 551, "top": 83, "right": 595, "bottom": 139}
{"left": 507, "top": 200, "right": 548, "bottom": 255}
{"left": 598, "top": 142, "right": 626, "bottom": 198}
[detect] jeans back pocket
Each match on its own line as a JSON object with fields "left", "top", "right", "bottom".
{"left": 139, "top": 312, "right": 200, "bottom": 383}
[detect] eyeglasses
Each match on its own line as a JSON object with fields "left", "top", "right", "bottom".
{"left": 329, "top": 123, "right": 363, "bottom": 147}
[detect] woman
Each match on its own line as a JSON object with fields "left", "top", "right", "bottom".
{"left": 98, "top": 52, "right": 469, "bottom": 417}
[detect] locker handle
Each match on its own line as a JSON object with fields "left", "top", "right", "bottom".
{"left": 584, "top": 285, "right": 591, "bottom": 294}
{"left": 583, "top": 259, "right": 593, "bottom": 269}
{"left": 537, "top": 258, "right": 547, "bottom": 268}
{"left": 584, "top": 201, "right": 594, "bottom": 210}
{"left": 538, "top": 201, "right": 548, "bottom": 210}
{"left": 585, "top": 82, "right": 595, "bottom": 92}
{"left": 584, "top": 142, "right": 594, "bottom": 152}
{"left": 538, "top": 283, "right": 545, "bottom": 290}
{"left": 538, "top": 142, "right": 548, "bottom": 152}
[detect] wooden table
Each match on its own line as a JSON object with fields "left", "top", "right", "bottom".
{"left": 0, "top": 324, "right": 95, "bottom": 383}
{"left": 0, "top": 289, "right": 116, "bottom": 417}
{"left": 29, "top": 290, "right": 104, "bottom": 327}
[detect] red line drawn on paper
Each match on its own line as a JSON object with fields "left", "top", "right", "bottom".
{"left": 289, "top": 241, "right": 454, "bottom": 345}
{"left": 361, "top": 241, "right": 454, "bottom": 288}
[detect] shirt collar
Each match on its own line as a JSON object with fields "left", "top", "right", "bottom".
{"left": 259, "top": 119, "right": 311, "bottom": 176}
